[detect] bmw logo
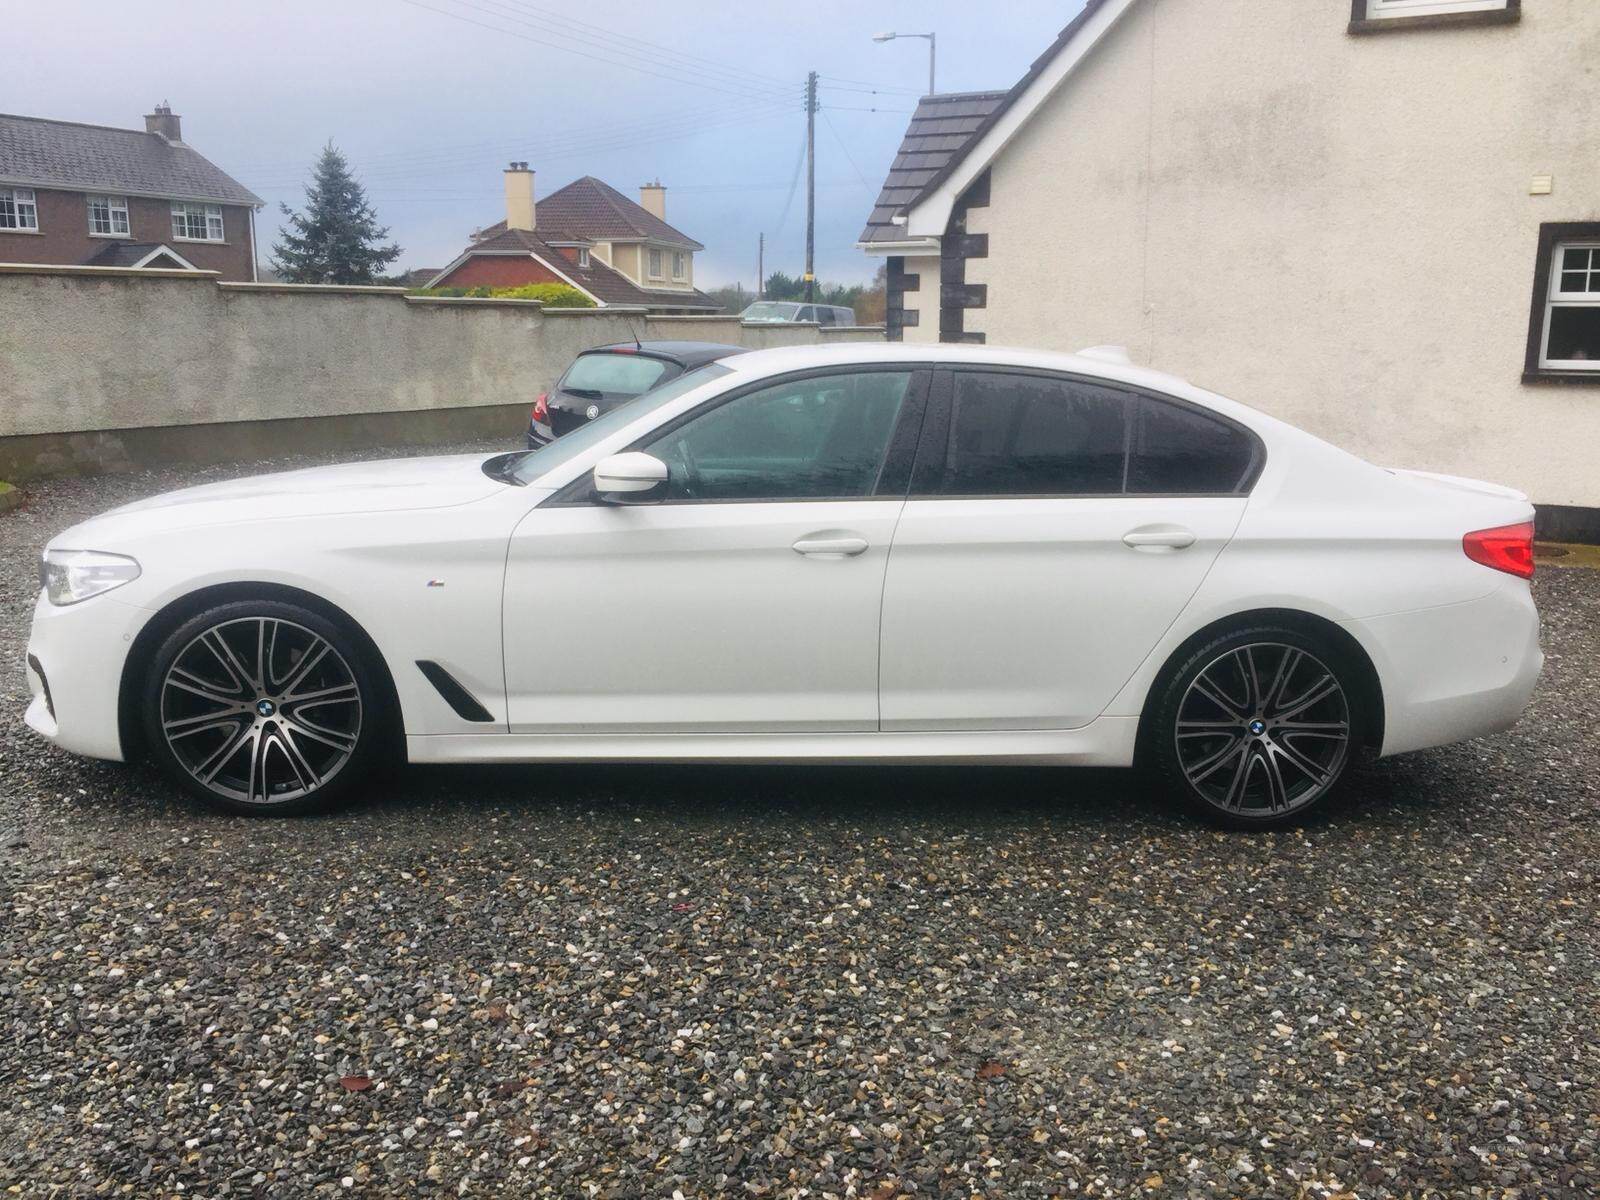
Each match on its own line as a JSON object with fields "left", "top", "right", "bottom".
{"left": 1248, "top": 719, "right": 1266, "bottom": 735}
{"left": 256, "top": 699, "right": 277, "bottom": 717}
{"left": 585, "top": 404, "right": 600, "bottom": 420}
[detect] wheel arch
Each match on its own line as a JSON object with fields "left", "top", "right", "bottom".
{"left": 1132, "top": 607, "right": 1385, "bottom": 767}
{"left": 118, "top": 581, "right": 405, "bottom": 762}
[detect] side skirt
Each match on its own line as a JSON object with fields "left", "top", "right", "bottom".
{"left": 406, "top": 717, "right": 1140, "bottom": 766}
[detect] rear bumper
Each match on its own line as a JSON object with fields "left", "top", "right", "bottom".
{"left": 24, "top": 589, "right": 146, "bottom": 762}
{"left": 1345, "top": 579, "right": 1543, "bottom": 757}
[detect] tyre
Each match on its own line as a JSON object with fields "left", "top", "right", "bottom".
{"left": 1150, "top": 626, "right": 1359, "bottom": 828}
{"left": 142, "top": 600, "right": 386, "bottom": 815}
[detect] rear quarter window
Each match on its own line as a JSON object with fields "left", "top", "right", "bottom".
{"left": 1128, "top": 396, "right": 1257, "bottom": 494}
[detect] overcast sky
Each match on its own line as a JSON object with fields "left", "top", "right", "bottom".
{"left": 6, "top": 0, "right": 1076, "bottom": 286}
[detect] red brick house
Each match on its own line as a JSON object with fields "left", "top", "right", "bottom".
{"left": 0, "top": 105, "right": 261, "bottom": 281}
{"left": 428, "top": 164, "right": 719, "bottom": 312}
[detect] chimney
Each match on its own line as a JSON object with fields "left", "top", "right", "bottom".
{"left": 144, "top": 102, "right": 182, "bottom": 142}
{"left": 639, "top": 179, "right": 666, "bottom": 220}
{"left": 504, "top": 161, "right": 536, "bottom": 231}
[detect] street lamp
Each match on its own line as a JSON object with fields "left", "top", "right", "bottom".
{"left": 872, "top": 30, "right": 936, "bottom": 96}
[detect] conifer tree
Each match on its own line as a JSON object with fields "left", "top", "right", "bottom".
{"left": 271, "top": 144, "right": 401, "bottom": 284}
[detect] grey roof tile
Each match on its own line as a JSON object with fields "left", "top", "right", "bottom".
{"left": 857, "top": 90, "right": 1007, "bottom": 245}
{"left": 0, "top": 112, "right": 261, "bottom": 206}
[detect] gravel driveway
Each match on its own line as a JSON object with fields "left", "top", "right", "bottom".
{"left": 2, "top": 449, "right": 1596, "bottom": 1198}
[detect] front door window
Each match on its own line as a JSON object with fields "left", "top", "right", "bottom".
{"left": 644, "top": 370, "right": 913, "bottom": 501}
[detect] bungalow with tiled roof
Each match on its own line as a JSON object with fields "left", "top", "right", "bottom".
{"left": 0, "top": 104, "right": 262, "bottom": 281}
{"left": 427, "top": 165, "right": 719, "bottom": 312}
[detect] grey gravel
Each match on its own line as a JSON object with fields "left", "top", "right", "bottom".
{"left": 2, "top": 447, "right": 1597, "bottom": 1198}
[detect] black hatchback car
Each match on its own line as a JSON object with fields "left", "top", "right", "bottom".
{"left": 527, "top": 341, "right": 746, "bottom": 447}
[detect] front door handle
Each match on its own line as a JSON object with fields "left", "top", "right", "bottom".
{"left": 792, "top": 535, "right": 869, "bottom": 558}
{"left": 1122, "top": 526, "right": 1197, "bottom": 551}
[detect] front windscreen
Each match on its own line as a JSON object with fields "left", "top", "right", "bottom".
{"left": 740, "top": 302, "right": 799, "bottom": 322}
{"left": 509, "top": 362, "right": 735, "bottom": 485}
{"left": 561, "top": 352, "right": 671, "bottom": 398}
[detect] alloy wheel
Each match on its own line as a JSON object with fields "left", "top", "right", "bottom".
{"left": 159, "top": 617, "right": 363, "bottom": 805}
{"left": 1174, "top": 642, "right": 1350, "bottom": 817}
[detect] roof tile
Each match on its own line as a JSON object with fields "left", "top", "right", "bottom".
{"left": 0, "top": 112, "right": 261, "bottom": 206}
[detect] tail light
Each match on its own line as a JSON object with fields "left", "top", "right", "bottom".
{"left": 1463, "top": 521, "right": 1535, "bottom": 579}
{"left": 532, "top": 392, "right": 549, "bottom": 424}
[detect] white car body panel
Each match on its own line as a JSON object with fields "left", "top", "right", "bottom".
{"left": 24, "top": 342, "right": 1542, "bottom": 779}
{"left": 879, "top": 497, "right": 1245, "bottom": 730}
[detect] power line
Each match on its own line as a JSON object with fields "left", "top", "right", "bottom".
{"left": 397, "top": 0, "right": 801, "bottom": 102}
{"left": 230, "top": 95, "right": 775, "bottom": 175}
{"left": 820, "top": 108, "right": 872, "bottom": 190}
{"left": 250, "top": 106, "right": 795, "bottom": 191}
{"left": 478, "top": 0, "right": 798, "bottom": 94}
{"left": 819, "top": 104, "right": 917, "bottom": 115}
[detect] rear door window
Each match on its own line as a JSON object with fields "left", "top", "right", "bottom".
{"left": 918, "top": 370, "right": 1130, "bottom": 496}
{"left": 561, "top": 353, "right": 671, "bottom": 398}
{"left": 1127, "top": 397, "right": 1257, "bottom": 494}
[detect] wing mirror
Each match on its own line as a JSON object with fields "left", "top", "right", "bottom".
{"left": 592, "top": 452, "right": 668, "bottom": 503}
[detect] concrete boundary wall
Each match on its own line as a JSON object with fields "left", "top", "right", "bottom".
{"left": 0, "top": 266, "right": 883, "bottom": 480}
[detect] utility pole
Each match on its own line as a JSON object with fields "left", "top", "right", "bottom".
{"left": 804, "top": 70, "right": 817, "bottom": 304}
{"left": 757, "top": 232, "right": 764, "bottom": 299}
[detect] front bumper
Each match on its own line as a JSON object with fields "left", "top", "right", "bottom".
{"left": 1346, "top": 578, "right": 1543, "bottom": 758}
{"left": 24, "top": 589, "right": 148, "bottom": 762}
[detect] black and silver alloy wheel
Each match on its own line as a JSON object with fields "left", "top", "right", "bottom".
{"left": 1174, "top": 642, "right": 1350, "bottom": 818}
{"left": 147, "top": 604, "right": 374, "bottom": 813}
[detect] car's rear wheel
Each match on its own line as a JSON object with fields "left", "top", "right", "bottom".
{"left": 1151, "top": 627, "right": 1358, "bottom": 828}
{"left": 142, "top": 600, "right": 384, "bottom": 815}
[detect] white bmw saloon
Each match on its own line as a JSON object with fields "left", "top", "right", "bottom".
{"left": 26, "top": 344, "right": 1543, "bottom": 826}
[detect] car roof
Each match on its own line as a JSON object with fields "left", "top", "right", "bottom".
{"left": 586, "top": 340, "right": 746, "bottom": 366}
{"left": 715, "top": 341, "right": 1289, "bottom": 432}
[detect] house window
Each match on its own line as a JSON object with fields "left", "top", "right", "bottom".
{"left": 171, "top": 202, "right": 224, "bottom": 241}
{"left": 1527, "top": 226, "right": 1600, "bottom": 380}
{"left": 0, "top": 187, "right": 39, "bottom": 231}
{"left": 87, "top": 195, "right": 130, "bottom": 237}
{"left": 578, "top": 248, "right": 591, "bottom": 269}
{"left": 672, "top": 251, "right": 687, "bottom": 280}
{"left": 1351, "top": 0, "right": 1518, "bottom": 30}
{"left": 647, "top": 248, "right": 664, "bottom": 279}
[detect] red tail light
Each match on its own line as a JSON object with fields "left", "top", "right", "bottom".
{"left": 1463, "top": 521, "right": 1535, "bottom": 579}
{"left": 532, "top": 392, "right": 549, "bottom": 424}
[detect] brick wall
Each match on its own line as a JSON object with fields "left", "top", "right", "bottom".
{"left": 0, "top": 187, "right": 255, "bottom": 280}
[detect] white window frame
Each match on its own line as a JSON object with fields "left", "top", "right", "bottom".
{"left": 87, "top": 195, "right": 131, "bottom": 237}
{"left": 171, "top": 202, "right": 225, "bottom": 242}
{"left": 647, "top": 247, "right": 664, "bottom": 279}
{"left": 0, "top": 186, "right": 40, "bottom": 232}
{"left": 1540, "top": 241, "right": 1600, "bottom": 373}
{"left": 1366, "top": 0, "right": 1509, "bottom": 17}
{"left": 578, "top": 248, "right": 591, "bottom": 269}
{"left": 671, "top": 251, "right": 687, "bottom": 281}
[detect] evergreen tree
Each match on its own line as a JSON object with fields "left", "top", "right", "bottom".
{"left": 271, "top": 144, "right": 401, "bottom": 284}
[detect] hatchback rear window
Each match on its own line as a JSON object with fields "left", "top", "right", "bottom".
{"left": 562, "top": 353, "right": 671, "bottom": 397}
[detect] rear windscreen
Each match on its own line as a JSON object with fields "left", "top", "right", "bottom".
{"left": 562, "top": 353, "right": 671, "bottom": 397}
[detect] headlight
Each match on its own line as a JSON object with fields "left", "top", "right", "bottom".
{"left": 41, "top": 549, "right": 142, "bottom": 606}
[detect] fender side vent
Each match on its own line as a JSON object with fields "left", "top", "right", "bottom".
{"left": 415, "top": 660, "right": 495, "bottom": 723}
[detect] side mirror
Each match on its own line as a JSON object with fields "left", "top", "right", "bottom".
{"left": 592, "top": 451, "right": 668, "bottom": 503}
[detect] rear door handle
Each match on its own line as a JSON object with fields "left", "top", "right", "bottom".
{"left": 1122, "top": 527, "right": 1197, "bottom": 551}
{"left": 792, "top": 535, "right": 869, "bottom": 558}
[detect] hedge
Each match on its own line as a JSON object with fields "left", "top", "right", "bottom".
{"left": 410, "top": 283, "right": 596, "bottom": 307}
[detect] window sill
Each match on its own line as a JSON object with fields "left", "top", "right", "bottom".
{"left": 0, "top": 227, "right": 43, "bottom": 235}
{"left": 88, "top": 231, "right": 132, "bottom": 239}
{"left": 172, "top": 237, "right": 227, "bottom": 245}
{"left": 1522, "top": 370, "right": 1600, "bottom": 387}
{"left": 1349, "top": 8, "right": 1519, "bottom": 34}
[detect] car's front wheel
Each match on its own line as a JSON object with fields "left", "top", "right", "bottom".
{"left": 142, "top": 600, "right": 384, "bottom": 815}
{"left": 1151, "top": 627, "right": 1360, "bottom": 828}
